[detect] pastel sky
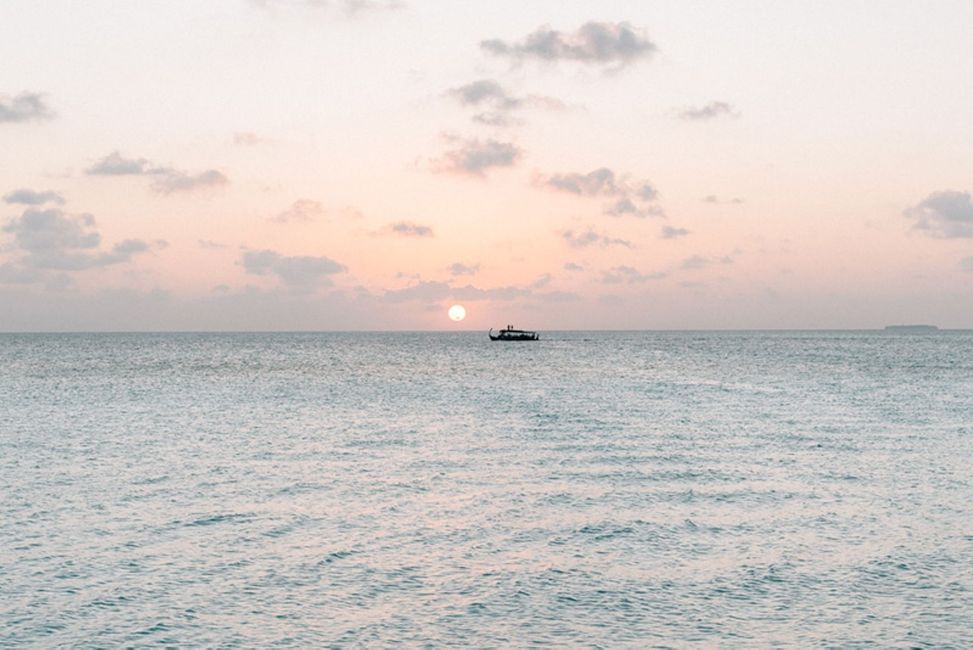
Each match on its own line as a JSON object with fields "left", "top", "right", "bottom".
{"left": 2, "top": 0, "right": 973, "bottom": 330}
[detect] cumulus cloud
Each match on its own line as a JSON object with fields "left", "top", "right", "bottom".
{"left": 679, "top": 101, "right": 738, "bottom": 121}
{"left": 449, "top": 79, "right": 519, "bottom": 111}
{"left": 538, "top": 167, "right": 661, "bottom": 217}
{"left": 433, "top": 137, "right": 522, "bottom": 176}
{"left": 389, "top": 221, "right": 434, "bottom": 237}
{"left": 3, "top": 189, "right": 65, "bottom": 206}
{"left": 564, "top": 261, "right": 584, "bottom": 272}
{"left": 241, "top": 249, "right": 345, "bottom": 290}
{"left": 661, "top": 225, "right": 689, "bottom": 239}
{"left": 545, "top": 167, "right": 621, "bottom": 196}
{"left": 561, "top": 228, "right": 632, "bottom": 249}
{"left": 86, "top": 151, "right": 229, "bottom": 194}
{"left": 151, "top": 169, "right": 229, "bottom": 194}
{"left": 272, "top": 199, "right": 326, "bottom": 223}
{"left": 905, "top": 190, "right": 973, "bottom": 238}
{"left": 601, "top": 265, "right": 667, "bottom": 284}
{"left": 447, "top": 78, "right": 565, "bottom": 126}
{"left": 0, "top": 207, "right": 153, "bottom": 277}
{"left": 448, "top": 262, "right": 479, "bottom": 276}
{"left": 481, "top": 21, "right": 656, "bottom": 70}
{"left": 0, "top": 92, "right": 54, "bottom": 123}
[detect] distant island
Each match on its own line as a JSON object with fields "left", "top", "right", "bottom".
{"left": 884, "top": 324, "right": 940, "bottom": 332}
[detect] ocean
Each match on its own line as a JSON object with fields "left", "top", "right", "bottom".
{"left": 1, "top": 331, "right": 971, "bottom": 646}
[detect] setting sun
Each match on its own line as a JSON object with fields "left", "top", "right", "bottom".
{"left": 447, "top": 304, "right": 466, "bottom": 322}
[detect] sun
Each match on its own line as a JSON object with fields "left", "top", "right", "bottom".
{"left": 448, "top": 304, "right": 466, "bottom": 322}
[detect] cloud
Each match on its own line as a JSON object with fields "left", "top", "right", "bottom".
{"left": 681, "top": 254, "right": 734, "bottom": 270}
{"left": 661, "top": 225, "right": 689, "bottom": 239}
{"left": 449, "top": 79, "right": 520, "bottom": 111}
{"left": 151, "top": 170, "right": 229, "bottom": 194}
{"left": 531, "top": 273, "right": 552, "bottom": 289}
{"left": 961, "top": 256, "right": 973, "bottom": 272}
{"left": 250, "top": 0, "right": 402, "bottom": 16}
{"left": 905, "top": 190, "right": 973, "bottom": 238}
{"left": 86, "top": 151, "right": 161, "bottom": 175}
{"left": 703, "top": 195, "right": 745, "bottom": 204}
{"left": 0, "top": 207, "right": 152, "bottom": 276}
{"left": 563, "top": 261, "right": 584, "bottom": 272}
{"left": 561, "top": 228, "right": 632, "bottom": 249}
{"left": 241, "top": 249, "right": 345, "bottom": 290}
{"left": 0, "top": 92, "right": 54, "bottom": 123}
{"left": 272, "top": 199, "right": 326, "bottom": 223}
{"left": 680, "top": 101, "right": 737, "bottom": 121}
{"left": 389, "top": 221, "right": 434, "bottom": 237}
{"left": 448, "top": 262, "right": 479, "bottom": 276}
{"left": 3, "top": 189, "right": 65, "bottom": 206}
{"left": 383, "top": 280, "right": 529, "bottom": 303}
{"left": 86, "top": 151, "right": 229, "bottom": 194}
{"left": 198, "top": 239, "right": 226, "bottom": 249}
{"left": 538, "top": 167, "right": 661, "bottom": 217}
{"left": 233, "top": 131, "right": 262, "bottom": 146}
{"left": 601, "top": 265, "right": 667, "bottom": 284}
{"left": 481, "top": 22, "right": 657, "bottom": 70}
{"left": 545, "top": 167, "right": 620, "bottom": 196}
{"left": 447, "top": 79, "right": 565, "bottom": 126}
{"left": 433, "top": 137, "right": 522, "bottom": 176}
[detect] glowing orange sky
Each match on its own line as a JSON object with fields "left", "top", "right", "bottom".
{"left": 2, "top": 1, "right": 972, "bottom": 330}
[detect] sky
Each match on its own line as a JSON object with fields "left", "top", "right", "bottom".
{"left": 2, "top": 0, "right": 973, "bottom": 331}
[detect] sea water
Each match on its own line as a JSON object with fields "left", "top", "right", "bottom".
{"left": 1, "top": 331, "right": 971, "bottom": 646}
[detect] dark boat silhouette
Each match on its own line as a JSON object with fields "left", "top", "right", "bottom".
{"left": 489, "top": 325, "right": 539, "bottom": 341}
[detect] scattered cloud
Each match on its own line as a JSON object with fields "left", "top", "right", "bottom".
{"left": 86, "top": 151, "right": 229, "bottom": 194}
{"left": 681, "top": 254, "right": 734, "bottom": 270}
{"left": 250, "top": 0, "right": 402, "bottom": 16}
{"left": 389, "top": 221, "right": 434, "bottom": 237}
{"left": 152, "top": 170, "right": 229, "bottom": 194}
{"left": 0, "top": 92, "right": 54, "bottom": 123}
{"left": 905, "top": 190, "right": 973, "bottom": 238}
{"left": 447, "top": 78, "right": 565, "bottom": 126}
{"left": 661, "top": 225, "right": 689, "bottom": 239}
{"left": 384, "top": 280, "right": 529, "bottom": 303}
{"left": 601, "top": 265, "right": 667, "bottom": 284}
{"left": 233, "top": 131, "right": 262, "bottom": 146}
{"left": 272, "top": 199, "right": 326, "bottom": 223}
{"left": 87, "top": 151, "right": 160, "bottom": 175}
{"left": 448, "top": 262, "right": 479, "bottom": 276}
{"left": 241, "top": 249, "right": 346, "bottom": 290}
{"left": 561, "top": 228, "right": 632, "bottom": 249}
{"left": 531, "top": 273, "right": 552, "bottom": 289}
{"left": 3, "top": 189, "right": 65, "bottom": 206}
{"left": 481, "top": 22, "right": 657, "bottom": 70}
{"left": 0, "top": 207, "right": 153, "bottom": 278}
{"left": 961, "top": 256, "right": 973, "bottom": 273}
{"left": 198, "top": 239, "right": 226, "bottom": 249}
{"left": 538, "top": 167, "right": 661, "bottom": 217}
{"left": 544, "top": 167, "right": 621, "bottom": 196}
{"left": 563, "top": 261, "right": 584, "bottom": 272}
{"left": 432, "top": 137, "right": 522, "bottom": 176}
{"left": 704, "top": 195, "right": 745, "bottom": 204}
{"left": 679, "top": 101, "right": 738, "bottom": 121}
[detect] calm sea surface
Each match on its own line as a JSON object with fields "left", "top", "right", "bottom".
{"left": 2, "top": 331, "right": 972, "bottom": 646}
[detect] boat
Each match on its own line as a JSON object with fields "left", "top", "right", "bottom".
{"left": 489, "top": 325, "right": 539, "bottom": 341}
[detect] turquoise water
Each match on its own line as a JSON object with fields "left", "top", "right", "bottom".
{"left": 2, "top": 331, "right": 972, "bottom": 646}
